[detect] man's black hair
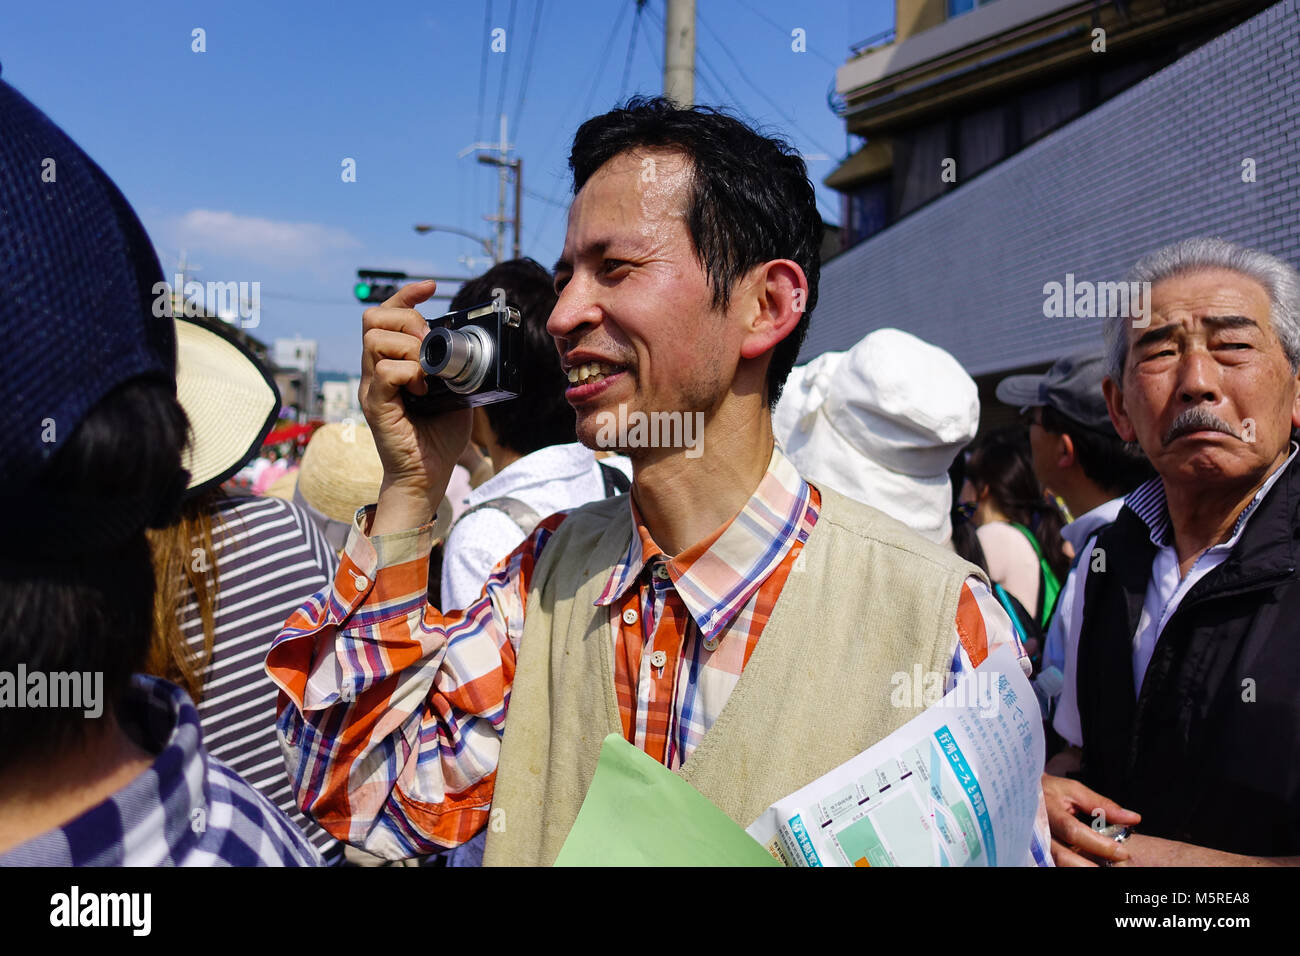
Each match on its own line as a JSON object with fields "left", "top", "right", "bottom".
{"left": 568, "top": 95, "right": 822, "bottom": 409}
{"left": 1039, "top": 405, "right": 1155, "bottom": 496}
{"left": 0, "top": 379, "right": 188, "bottom": 771}
{"left": 449, "top": 258, "right": 573, "bottom": 456}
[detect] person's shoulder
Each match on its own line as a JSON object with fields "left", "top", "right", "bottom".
{"left": 815, "top": 484, "right": 973, "bottom": 573}
{"left": 194, "top": 755, "right": 322, "bottom": 866}
{"left": 977, "top": 520, "right": 1035, "bottom": 553}
{"left": 447, "top": 502, "right": 531, "bottom": 550}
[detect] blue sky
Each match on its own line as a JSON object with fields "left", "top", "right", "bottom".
{"left": 3, "top": 0, "right": 892, "bottom": 373}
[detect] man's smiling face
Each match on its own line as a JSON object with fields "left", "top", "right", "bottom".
{"left": 548, "top": 148, "right": 742, "bottom": 451}
{"left": 1104, "top": 267, "right": 1300, "bottom": 489}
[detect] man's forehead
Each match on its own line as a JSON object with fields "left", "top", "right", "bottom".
{"left": 558, "top": 149, "right": 691, "bottom": 262}
{"left": 1150, "top": 268, "right": 1270, "bottom": 316}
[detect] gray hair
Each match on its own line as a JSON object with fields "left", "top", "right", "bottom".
{"left": 1103, "top": 237, "right": 1300, "bottom": 383}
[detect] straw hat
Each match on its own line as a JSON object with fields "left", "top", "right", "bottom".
{"left": 175, "top": 316, "right": 280, "bottom": 496}
{"left": 274, "top": 422, "right": 452, "bottom": 550}
{"left": 296, "top": 423, "right": 384, "bottom": 525}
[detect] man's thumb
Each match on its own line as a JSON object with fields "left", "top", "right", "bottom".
{"left": 382, "top": 279, "right": 439, "bottom": 310}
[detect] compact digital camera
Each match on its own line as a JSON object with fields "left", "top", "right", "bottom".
{"left": 403, "top": 299, "right": 522, "bottom": 416}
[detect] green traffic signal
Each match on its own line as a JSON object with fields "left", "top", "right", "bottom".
{"left": 354, "top": 281, "right": 372, "bottom": 301}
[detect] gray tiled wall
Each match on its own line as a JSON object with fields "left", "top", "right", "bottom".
{"left": 804, "top": 0, "right": 1300, "bottom": 376}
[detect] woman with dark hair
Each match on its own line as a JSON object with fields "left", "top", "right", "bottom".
{"left": 960, "top": 427, "right": 1069, "bottom": 639}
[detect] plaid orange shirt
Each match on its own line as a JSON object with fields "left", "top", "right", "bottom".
{"left": 268, "top": 447, "right": 1038, "bottom": 860}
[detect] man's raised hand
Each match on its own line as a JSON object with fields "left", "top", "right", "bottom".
{"left": 359, "top": 280, "right": 473, "bottom": 535}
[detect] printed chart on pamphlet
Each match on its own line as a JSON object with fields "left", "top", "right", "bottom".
{"left": 748, "top": 644, "right": 1044, "bottom": 867}
{"left": 814, "top": 734, "right": 985, "bottom": 867}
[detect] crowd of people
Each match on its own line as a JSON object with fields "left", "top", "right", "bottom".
{"left": 2, "top": 74, "right": 1297, "bottom": 868}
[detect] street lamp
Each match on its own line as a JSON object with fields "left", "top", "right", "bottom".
{"left": 412, "top": 223, "right": 498, "bottom": 263}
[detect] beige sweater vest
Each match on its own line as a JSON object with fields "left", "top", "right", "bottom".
{"left": 481, "top": 484, "right": 985, "bottom": 866}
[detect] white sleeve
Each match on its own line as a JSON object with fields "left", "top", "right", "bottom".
{"left": 1051, "top": 534, "right": 1097, "bottom": 748}
{"left": 440, "top": 509, "right": 529, "bottom": 611}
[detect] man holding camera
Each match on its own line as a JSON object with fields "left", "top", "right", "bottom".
{"left": 268, "top": 96, "right": 1048, "bottom": 865}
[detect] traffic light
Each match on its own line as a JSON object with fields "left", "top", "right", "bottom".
{"left": 354, "top": 270, "right": 407, "bottom": 303}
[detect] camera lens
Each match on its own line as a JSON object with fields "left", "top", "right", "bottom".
{"left": 423, "top": 334, "right": 449, "bottom": 370}
{"left": 421, "top": 325, "right": 494, "bottom": 394}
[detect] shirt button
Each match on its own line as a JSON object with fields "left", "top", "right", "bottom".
{"left": 350, "top": 571, "right": 369, "bottom": 591}
{"left": 650, "top": 649, "right": 667, "bottom": 668}
{"left": 622, "top": 608, "right": 639, "bottom": 626}
{"left": 703, "top": 636, "right": 719, "bottom": 652}
{"left": 653, "top": 564, "right": 670, "bottom": 581}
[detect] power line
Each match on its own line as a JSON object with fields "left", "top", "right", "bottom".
{"left": 646, "top": 4, "right": 838, "bottom": 224}
{"left": 523, "top": 185, "right": 567, "bottom": 208}
{"left": 695, "top": 7, "right": 838, "bottom": 160}
{"left": 494, "top": 0, "right": 519, "bottom": 124}
{"left": 527, "top": 0, "right": 635, "bottom": 253}
{"left": 619, "top": 1, "right": 644, "bottom": 103}
{"left": 727, "top": 0, "right": 843, "bottom": 70}
{"left": 475, "top": 0, "right": 493, "bottom": 146}
{"left": 511, "top": 0, "right": 545, "bottom": 136}
{"left": 638, "top": 0, "right": 662, "bottom": 72}
{"left": 643, "top": 0, "right": 747, "bottom": 116}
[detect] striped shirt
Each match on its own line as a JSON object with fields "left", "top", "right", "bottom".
{"left": 268, "top": 446, "right": 1051, "bottom": 863}
{"left": 181, "top": 495, "right": 342, "bottom": 864}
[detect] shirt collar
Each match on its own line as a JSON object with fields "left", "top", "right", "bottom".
{"left": 1, "top": 675, "right": 209, "bottom": 865}
{"left": 1061, "top": 496, "right": 1127, "bottom": 550}
{"left": 595, "top": 444, "right": 812, "bottom": 641}
{"left": 1124, "top": 442, "right": 1299, "bottom": 550}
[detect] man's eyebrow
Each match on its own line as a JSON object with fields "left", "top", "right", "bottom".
{"left": 553, "top": 239, "right": 619, "bottom": 277}
{"left": 1202, "top": 314, "right": 1259, "bottom": 332}
{"left": 1133, "top": 324, "right": 1178, "bottom": 350}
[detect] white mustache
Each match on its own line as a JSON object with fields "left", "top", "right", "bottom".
{"left": 1162, "top": 408, "right": 1239, "bottom": 446}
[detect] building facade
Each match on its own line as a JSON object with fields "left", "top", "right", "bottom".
{"left": 811, "top": 0, "right": 1297, "bottom": 424}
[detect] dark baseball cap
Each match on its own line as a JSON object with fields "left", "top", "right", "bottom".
{"left": 995, "top": 353, "right": 1116, "bottom": 434}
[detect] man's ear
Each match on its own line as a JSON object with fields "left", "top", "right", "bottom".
{"left": 1290, "top": 365, "right": 1300, "bottom": 430}
{"left": 738, "top": 260, "right": 806, "bottom": 360}
{"left": 1058, "top": 432, "right": 1076, "bottom": 470}
{"left": 1102, "top": 375, "right": 1136, "bottom": 442}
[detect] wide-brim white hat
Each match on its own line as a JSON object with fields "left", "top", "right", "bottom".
{"left": 775, "top": 328, "right": 979, "bottom": 544}
{"left": 175, "top": 317, "right": 280, "bottom": 495}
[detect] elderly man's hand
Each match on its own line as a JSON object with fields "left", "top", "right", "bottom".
{"left": 1042, "top": 773, "right": 1142, "bottom": 866}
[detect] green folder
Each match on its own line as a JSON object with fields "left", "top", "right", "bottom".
{"left": 554, "top": 733, "right": 782, "bottom": 866}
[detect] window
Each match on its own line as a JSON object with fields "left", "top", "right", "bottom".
{"left": 948, "top": 0, "right": 998, "bottom": 18}
{"left": 846, "top": 180, "right": 892, "bottom": 246}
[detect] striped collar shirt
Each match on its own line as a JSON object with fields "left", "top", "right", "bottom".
{"left": 0, "top": 675, "right": 321, "bottom": 867}
{"left": 597, "top": 448, "right": 817, "bottom": 768}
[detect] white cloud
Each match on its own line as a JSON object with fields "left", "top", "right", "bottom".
{"left": 173, "top": 209, "right": 361, "bottom": 266}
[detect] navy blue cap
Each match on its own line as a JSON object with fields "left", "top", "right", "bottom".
{"left": 995, "top": 353, "right": 1116, "bottom": 435}
{"left": 0, "top": 76, "right": 176, "bottom": 494}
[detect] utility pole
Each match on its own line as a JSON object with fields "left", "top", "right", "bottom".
{"left": 664, "top": 0, "right": 695, "bottom": 107}
{"left": 463, "top": 114, "right": 522, "bottom": 263}
{"left": 513, "top": 157, "right": 523, "bottom": 260}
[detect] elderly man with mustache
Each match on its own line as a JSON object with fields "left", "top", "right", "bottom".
{"left": 1044, "top": 237, "right": 1300, "bottom": 866}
